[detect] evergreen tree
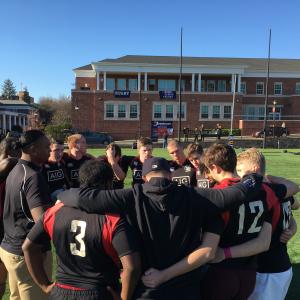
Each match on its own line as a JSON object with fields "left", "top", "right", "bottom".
{"left": 1, "top": 79, "right": 17, "bottom": 99}
{"left": 23, "top": 87, "right": 32, "bottom": 103}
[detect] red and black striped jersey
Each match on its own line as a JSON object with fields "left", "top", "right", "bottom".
{"left": 27, "top": 202, "right": 139, "bottom": 290}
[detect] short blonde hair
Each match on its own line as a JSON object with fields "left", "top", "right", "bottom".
{"left": 237, "top": 148, "right": 266, "bottom": 175}
{"left": 137, "top": 137, "right": 152, "bottom": 149}
{"left": 67, "top": 134, "right": 85, "bottom": 149}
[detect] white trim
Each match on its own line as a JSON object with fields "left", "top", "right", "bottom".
{"left": 192, "top": 73, "right": 195, "bottom": 92}
{"left": 104, "top": 101, "right": 139, "bottom": 121}
{"left": 96, "top": 72, "right": 99, "bottom": 90}
{"left": 256, "top": 82, "right": 265, "bottom": 95}
{"left": 274, "top": 82, "right": 283, "bottom": 95}
{"left": 74, "top": 70, "right": 96, "bottom": 78}
{"left": 198, "top": 73, "right": 202, "bottom": 92}
{"left": 103, "top": 72, "right": 107, "bottom": 91}
{"left": 138, "top": 72, "right": 141, "bottom": 91}
{"left": 237, "top": 74, "right": 241, "bottom": 92}
{"left": 144, "top": 72, "right": 148, "bottom": 91}
{"left": 244, "top": 71, "right": 300, "bottom": 78}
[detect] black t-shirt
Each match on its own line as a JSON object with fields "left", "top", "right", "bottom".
{"left": 214, "top": 179, "right": 283, "bottom": 269}
{"left": 58, "top": 177, "right": 260, "bottom": 297}
{"left": 257, "top": 196, "right": 295, "bottom": 273}
{"left": 41, "top": 161, "right": 69, "bottom": 195}
{"left": 169, "top": 159, "right": 197, "bottom": 187}
{"left": 1, "top": 159, "right": 52, "bottom": 255}
{"left": 63, "top": 154, "right": 91, "bottom": 188}
{"left": 126, "top": 156, "right": 144, "bottom": 185}
{"left": 27, "top": 202, "right": 138, "bottom": 290}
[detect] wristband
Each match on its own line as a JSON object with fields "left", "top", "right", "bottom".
{"left": 223, "top": 247, "right": 232, "bottom": 259}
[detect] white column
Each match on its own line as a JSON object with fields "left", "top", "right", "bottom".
{"left": 103, "top": 72, "right": 107, "bottom": 91}
{"left": 237, "top": 74, "right": 242, "bottom": 93}
{"left": 198, "top": 73, "right": 202, "bottom": 92}
{"left": 8, "top": 115, "right": 12, "bottom": 131}
{"left": 138, "top": 72, "right": 141, "bottom": 91}
{"left": 144, "top": 72, "right": 148, "bottom": 91}
{"left": 231, "top": 74, "right": 236, "bottom": 93}
{"left": 96, "top": 72, "right": 100, "bottom": 90}
{"left": 3, "top": 115, "right": 6, "bottom": 131}
{"left": 191, "top": 73, "right": 195, "bottom": 92}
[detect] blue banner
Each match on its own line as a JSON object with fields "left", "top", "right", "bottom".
{"left": 114, "top": 90, "right": 131, "bottom": 98}
{"left": 151, "top": 121, "right": 173, "bottom": 142}
{"left": 159, "top": 91, "right": 176, "bottom": 99}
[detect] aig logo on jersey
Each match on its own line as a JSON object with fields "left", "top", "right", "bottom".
{"left": 197, "top": 179, "right": 210, "bottom": 189}
{"left": 133, "top": 169, "right": 142, "bottom": 179}
{"left": 47, "top": 169, "right": 64, "bottom": 182}
{"left": 172, "top": 176, "right": 190, "bottom": 186}
{"left": 71, "top": 169, "right": 79, "bottom": 179}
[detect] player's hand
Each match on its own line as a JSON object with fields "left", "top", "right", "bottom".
{"left": 43, "top": 282, "right": 55, "bottom": 294}
{"left": 107, "top": 286, "right": 121, "bottom": 300}
{"left": 241, "top": 173, "right": 263, "bottom": 190}
{"left": 210, "top": 247, "right": 225, "bottom": 263}
{"left": 280, "top": 229, "right": 295, "bottom": 243}
{"left": 142, "top": 268, "right": 166, "bottom": 288}
{"left": 106, "top": 147, "right": 117, "bottom": 164}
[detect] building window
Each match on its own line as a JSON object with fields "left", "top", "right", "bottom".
{"left": 217, "top": 80, "right": 226, "bottom": 92}
{"left": 200, "top": 105, "right": 209, "bottom": 119}
{"left": 166, "top": 104, "right": 173, "bottom": 119}
{"left": 240, "top": 82, "right": 246, "bottom": 94}
{"left": 242, "top": 105, "right": 266, "bottom": 120}
{"left": 130, "top": 104, "right": 138, "bottom": 119}
{"left": 128, "top": 79, "right": 137, "bottom": 91}
{"left": 207, "top": 80, "right": 215, "bottom": 92}
{"left": 154, "top": 104, "right": 162, "bottom": 118}
{"left": 106, "top": 104, "right": 114, "bottom": 118}
{"left": 274, "top": 82, "right": 282, "bottom": 95}
{"left": 256, "top": 82, "right": 264, "bottom": 95}
{"left": 223, "top": 105, "right": 231, "bottom": 119}
{"left": 258, "top": 107, "right": 265, "bottom": 120}
{"left": 212, "top": 105, "right": 220, "bottom": 118}
{"left": 106, "top": 78, "right": 115, "bottom": 91}
{"left": 201, "top": 80, "right": 205, "bottom": 92}
{"left": 178, "top": 79, "right": 185, "bottom": 92}
{"left": 104, "top": 101, "right": 139, "bottom": 120}
{"left": 149, "top": 79, "right": 156, "bottom": 91}
{"left": 176, "top": 104, "right": 185, "bottom": 119}
{"left": 296, "top": 83, "right": 300, "bottom": 95}
{"left": 118, "top": 104, "right": 126, "bottom": 118}
{"left": 117, "top": 79, "right": 126, "bottom": 90}
{"left": 158, "top": 79, "right": 176, "bottom": 91}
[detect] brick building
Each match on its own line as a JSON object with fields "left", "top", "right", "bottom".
{"left": 71, "top": 55, "right": 300, "bottom": 139}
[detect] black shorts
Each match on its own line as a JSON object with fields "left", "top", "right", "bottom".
{"left": 50, "top": 286, "right": 114, "bottom": 300}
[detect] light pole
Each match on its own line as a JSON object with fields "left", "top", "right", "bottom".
{"left": 272, "top": 100, "right": 277, "bottom": 138}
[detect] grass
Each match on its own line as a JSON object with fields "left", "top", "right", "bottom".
{"left": 3, "top": 147, "right": 300, "bottom": 299}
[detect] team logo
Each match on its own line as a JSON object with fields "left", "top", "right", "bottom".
{"left": 170, "top": 167, "right": 175, "bottom": 172}
{"left": 47, "top": 169, "right": 64, "bottom": 182}
{"left": 133, "top": 169, "right": 142, "bottom": 180}
{"left": 71, "top": 169, "right": 79, "bottom": 179}
{"left": 184, "top": 166, "right": 192, "bottom": 172}
{"left": 197, "top": 179, "right": 210, "bottom": 189}
{"left": 172, "top": 176, "right": 190, "bottom": 186}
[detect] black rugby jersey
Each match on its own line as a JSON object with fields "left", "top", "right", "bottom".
{"left": 257, "top": 196, "right": 295, "bottom": 273}
{"left": 214, "top": 178, "right": 282, "bottom": 269}
{"left": 169, "top": 159, "right": 197, "bottom": 187}
{"left": 27, "top": 202, "right": 138, "bottom": 290}
{"left": 41, "top": 161, "right": 69, "bottom": 195}
{"left": 63, "top": 154, "right": 91, "bottom": 188}
{"left": 129, "top": 156, "right": 144, "bottom": 185}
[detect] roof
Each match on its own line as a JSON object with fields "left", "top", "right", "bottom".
{"left": 0, "top": 100, "right": 30, "bottom": 106}
{"left": 75, "top": 55, "right": 300, "bottom": 72}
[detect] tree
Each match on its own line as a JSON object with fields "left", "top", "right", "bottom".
{"left": 23, "top": 87, "right": 32, "bottom": 103}
{"left": 1, "top": 79, "right": 17, "bottom": 99}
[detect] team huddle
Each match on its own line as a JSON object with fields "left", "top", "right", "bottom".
{"left": 0, "top": 130, "right": 298, "bottom": 300}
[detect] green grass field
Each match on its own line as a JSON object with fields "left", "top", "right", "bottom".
{"left": 3, "top": 147, "right": 300, "bottom": 299}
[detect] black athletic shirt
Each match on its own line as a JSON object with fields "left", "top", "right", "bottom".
{"left": 257, "top": 196, "right": 295, "bottom": 273}
{"left": 169, "top": 159, "right": 197, "bottom": 187}
{"left": 58, "top": 176, "right": 261, "bottom": 299}
{"left": 63, "top": 154, "right": 91, "bottom": 188}
{"left": 123, "top": 156, "right": 144, "bottom": 185}
{"left": 1, "top": 159, "right": 52, "bottom": 255}
{"left": 212, "top": 178, "right": 283, "bottom": 269}
{"left": 27, "top": 202, "right": 138, "bottom": 290}
{"left": 41, "top": 161, "right": 69, "bottom": 194}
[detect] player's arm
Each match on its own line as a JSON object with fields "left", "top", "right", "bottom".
{"left": 265, "top": 175, "right": 299, "bottom": 198}
{"left": 58, "top": 187, "right": 134, "bottom": 214}
{"left": 194, "top": 173, "right": 262, "bottom": 212}
{"left": 280, "top": 216, "right": 297, "bottom": 244}
{"left": 142, "top": 231, "right": 219, "bottom": 288}
{"left": 22, "top": 219, "right": 54, "bottom": 294}
{"left": 212, "top": 221, "right": 272, "bottom": 263}
{"left": 106, "top": 147, "right": 126, "bottom": 181}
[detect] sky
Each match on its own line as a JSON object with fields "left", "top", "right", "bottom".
{"left": 1, "top": 0, "right": 300, "bottom": 101}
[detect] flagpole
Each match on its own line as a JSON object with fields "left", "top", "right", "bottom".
{"left": 230, "top": 74, "right": 237, "bottom": 135}
{"left": 178, "top": 27, "right": 183, "bottom": 141}
{"left": 263, "top": 29, "right": 272, "bottom": 149}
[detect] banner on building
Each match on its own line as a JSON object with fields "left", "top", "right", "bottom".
{"left": 151, "top": 121, "right": 173, "bottom": 142}
{"left": 159, "top": 91, "right": 176, "bottom": 99}
{"left": 114, "top": 90, "right": 131, "bottom": 98}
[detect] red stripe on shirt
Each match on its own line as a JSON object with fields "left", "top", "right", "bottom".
{"left": 43, "top": 202, "right": 64, "bottom": 240}
{"left": 102, "top": 214, "right": 121, "bottom": 267}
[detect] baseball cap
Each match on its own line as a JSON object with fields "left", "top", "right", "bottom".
{"left": 142, "top": 157, "right": 171, "bottom": 176}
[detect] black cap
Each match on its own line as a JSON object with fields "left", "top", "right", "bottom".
{"left": 142, "top": 157, "right": 171, "bottom": 176}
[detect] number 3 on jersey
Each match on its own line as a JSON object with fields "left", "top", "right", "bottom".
{"left": 70, "top": 220, "right": 87, "bottom": 257}
{"left": 237, "top": 200, "right": 264, "bottom": 235}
